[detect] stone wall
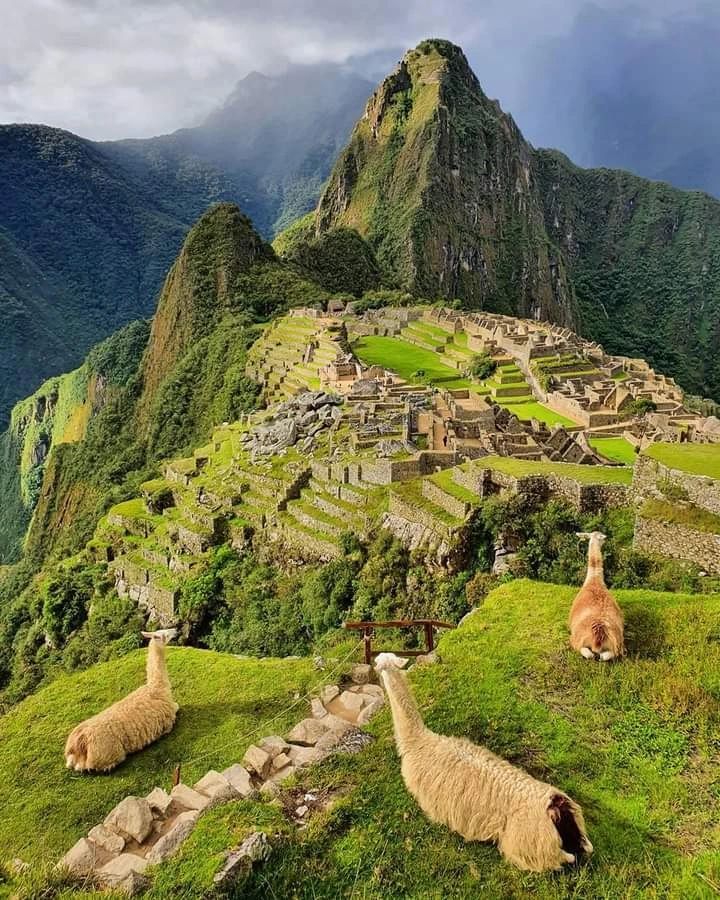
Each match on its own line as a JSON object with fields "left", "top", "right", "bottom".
{"left": 633, "top": 455, "right": 720, "bottom": 515}
{"left": 634, "top": 515, "right": 720, "bottom": 574}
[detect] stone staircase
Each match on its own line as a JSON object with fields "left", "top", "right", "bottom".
{"left": 58, "top": 662, "right": 386, "bottom": 896}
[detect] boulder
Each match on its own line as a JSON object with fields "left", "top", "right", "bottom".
{"left": 311, "top": 698, "right": 328, "bottom": 719}
{"left": 334, "top": 691, "right": 366, "bottom": 717}
{"left": 322, "top": 713, "right": 354, "bottom": 736}
{"left": 59, "top": 838, "right": 99, "bottom": 875}
{"left": 193, "top": 770, "right": 238, "bottom": 805}
{"left": 104, "top": 797, "right": 153, "bottom": 844}
{"left": 320, "top": 684, "right": 340, "bottom": 704}
{"left": 259, "top": 735, "right": 290, "bottom": 758}
{"left": 98, "top": 853, "right": 149, "bottom": 894}
{"left": 221, "top": 764, "right": 255, "bottom": 798}
{"left": 286, "top": 717, "right": 329, "bottom": 746}
{"left": 170, "top": 783, "right": 211, "bottom": 812}
{"left": 269, "top": 763, "right": 297, "bottom": 784}
{"left": 272, "top": 751, "right": 291, "bottom": 771}
{"left": 259, "top": 780, "right": 281, "bottom": 799}
{"left": 88, "top": 824, "right": 125, "bottom": 854}
{"left": 145, "top": 787, "right": 173, "bottom": 817}
{"left": 358, "top": 683, "right": 384, "bottom": 698}
{"left": 145, "top": 811, "right": 199, "bottom": 865}
{"left": 287, "top": 744, "right": 328, "bottom": 768}
{"left": 243, "top": 744, "right": 272, "bottom": 779}
{"left": 315, "top": 730, "right": 342, "bottom": 752}
{"left": 356, "top": 698, "right": 385, "bottom": 725}
{"left": 350, "top": 663, "right": 372, "bottom": 684}
{"left": 213, "top": 832, "right": 272, "bottom": 888}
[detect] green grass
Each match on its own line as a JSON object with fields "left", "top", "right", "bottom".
{"left": 589, "top": 437, "right": 637, "bottom": 466}
{"left": 495, "top": 400, "right": 578, "bottom": 427}
{"left": 0, "top": 648, "right": 318, "bottom": 864}
{"left": 641, "top": 499, "right": 720, "bottom": 535}
{"left": 474, "top": 456, "right": 633, "bottom": 485}
{"left": 645, "top": 443, "right": 720, "bottom": 480}
{"left": 352, "top": 336, "right": 473, "bottom": 389}
{"left": 148, "top": 581, "right": 720, "bottom": 898}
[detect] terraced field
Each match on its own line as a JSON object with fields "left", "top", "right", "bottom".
{"left": 352, "top": 330, "right": 579, "bottom": 426}
{"left": 644, "top": 442, "right": 720, "bottom": 478}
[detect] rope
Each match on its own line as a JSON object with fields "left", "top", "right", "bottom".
{"left": 176, "top": 639, "right": 364, "bottom": 773}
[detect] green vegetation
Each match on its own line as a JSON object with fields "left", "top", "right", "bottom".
{"left": 0, "top": 648, "right": 317, "bottom": 863}
{"left": 645, "top": 442, "right": 720, "bottom": 479}
{"left": 589, "top": 436, "right": 637, "bottom": 466}
{"left": 641, "top": 498, "right": 720, "bottom": 535}
{"left": 146, "top": 581, "right": 720, "bottom": 898}
{"left": 468, "top": 351, "right": 497, "bottom": 380}
{"left": 352, "top": 336, "right": 473, "bottom": 388}
{"left": 275, "top": 223, "right": 382, "bottom": 296}
{"left": 472, "top": 455, "right": 633, "bottom": 485}
{"left": 498, "top": 400, "right": 577, "bottom": 427}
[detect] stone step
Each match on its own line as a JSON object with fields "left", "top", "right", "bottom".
{"left": 276, "top": 515, "right": 342, "bottom": 560}
{"left": 421, "top": 479, "right": 470, "bottom": 520}
{"left": 284, "top": 500, "right": 346, "bottom": 537}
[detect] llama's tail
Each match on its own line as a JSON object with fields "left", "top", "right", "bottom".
{"left": 591, "top": 621, "right": 607, "bottom": 651}
{"left": 65, "top": 729, "right": 89, "bottom": 771}
{"left": 374, "top": 653, "right": 426, "bottom": 754}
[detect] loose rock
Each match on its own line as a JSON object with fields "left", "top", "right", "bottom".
{"left": 243, "top": 744, "right": 273, "bottom": 779}
{"left": 145, "top": 811, "right": 199, "bottom": 865}
{"left": 104, "top": 797, "right": 153, "bottom": 844}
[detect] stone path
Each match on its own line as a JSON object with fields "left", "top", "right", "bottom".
{"left": 58, "top": 663, "right": 381, "bottom": 895}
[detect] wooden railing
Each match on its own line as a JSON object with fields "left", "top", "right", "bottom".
{"left": 342, "top": 618, "right": 455, "bottom": 665}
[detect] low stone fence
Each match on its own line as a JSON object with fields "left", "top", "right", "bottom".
{"left": 452, "top": 466, "right": 628, "bottom": 512}
{"left": 633, "top": 454, "right": 720, "bottom": 515}
{"left": 57, "top": 663, "right": 385, "bottom": 895}
{"left": 634, "top": 515, "right": 720, "bottom": 574}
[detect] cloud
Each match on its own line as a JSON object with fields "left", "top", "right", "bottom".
{"left": 0, "top": 0, "right": 716, "bottom": 141}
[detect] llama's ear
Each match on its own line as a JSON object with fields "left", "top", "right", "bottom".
{"left": 141, "top": 631, "right": 154, "bottom": 640}
{"left": 374, "top": 652, "right": 408, "bottom": 672}
{"left": 575, "top": 532, "right": 591, "bottom": 540}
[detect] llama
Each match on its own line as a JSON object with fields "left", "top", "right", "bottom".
{"left": 65, "top": 629, "right": 179, "bottom": 772}
{"left": 375, "top": 653, "right": 593, "bottom": 872}
{"left": 569, "top": 531, "right": 624, "bottom": 661}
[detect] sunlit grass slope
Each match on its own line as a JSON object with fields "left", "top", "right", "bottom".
{"left": 0, "top": 649, "right": 317, "bottom": 864}
{"left": 154, "top": 580, "right": 720, "bottom": 899}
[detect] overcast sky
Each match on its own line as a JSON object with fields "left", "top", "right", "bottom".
{"left": 0, "top": 0, "right": 715, "bottom": 145}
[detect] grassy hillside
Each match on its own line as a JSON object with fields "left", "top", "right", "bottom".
{"left": 0, "top": 647, "right": 319, "bottom": 864}
{"left": 147, "top": 581, "right": 720, "bottom": 899}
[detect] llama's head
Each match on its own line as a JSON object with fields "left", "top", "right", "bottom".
{"left": 575, "top": 531, "right": 606, "bottom": 546}
{"left": 141, "top": 628, "right": 178, "bottom": 645}
{"left": 373, "top": 652, "right": 409, "bottom": 673}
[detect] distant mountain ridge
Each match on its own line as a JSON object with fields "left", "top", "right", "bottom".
{"left": 0, "top": 66, "right": 372, "bottom": 428}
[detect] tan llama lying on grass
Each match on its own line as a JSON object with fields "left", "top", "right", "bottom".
{"left": 374, "top": 653, "right": 593, "bottom": 872}
{"left": 65, "top": 629, "right": 179, "bottom": 772}
{"left": 569, "top": 531, "right": 624, "bottom": 661}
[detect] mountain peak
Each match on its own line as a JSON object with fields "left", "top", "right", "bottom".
{"left": 137, "top": 202, "right": 273, "bottom": 421}
{"left": 315, "top": 40, "right": 571, "bottom": 322}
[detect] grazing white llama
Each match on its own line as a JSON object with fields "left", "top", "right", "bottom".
{"left": 64, "top": 629, "right": 179, "bottom": 772}
{"left": 569, "top": 531, "right": 624, "bottom": 661}
{"left": 375, "top": 653, "right": 593, "bottom": 872}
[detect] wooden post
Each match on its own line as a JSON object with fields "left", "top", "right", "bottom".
{"left": 364, "top": 627, "right": 372, "bottom": 665}
{"left": 424, "top": 621, "right": 434, "bottom": 653}
{"left": 172, "top": 764, "right": 181, "bottom": 789}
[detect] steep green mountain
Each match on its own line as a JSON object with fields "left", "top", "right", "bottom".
{"left": 536, "top": 150, "right": 720, "bottom": 400}
{"left": 0, "top": 203, "right": 328, "bottom": 567}
{"left": 308, "top": 39, "right": 720, "bottom": 401}
{"left": 313, "top": 40, "right": 575, "bottom": 323}
{"left": 0, "top": 67, "right": 371, "bottom": 430}
{"left": 0, "top": 125, "right": 193, "bottom": 429}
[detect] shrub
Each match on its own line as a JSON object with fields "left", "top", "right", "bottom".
{"left": 468, "top": 352, "right": 497, "bottom": 381}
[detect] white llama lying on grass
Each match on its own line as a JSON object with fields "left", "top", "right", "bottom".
{"left": 65, "top": 629, "right": 179, "bottom": 772}
{"left": 569, "top": 531, "right": 625, "bottom": 661}
{"left": 375, "top": 652, "right": 593, "bottom": 872}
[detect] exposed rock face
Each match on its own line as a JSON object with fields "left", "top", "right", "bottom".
{"left": 316, "top": 40, "right": 575, "bottom": 324}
